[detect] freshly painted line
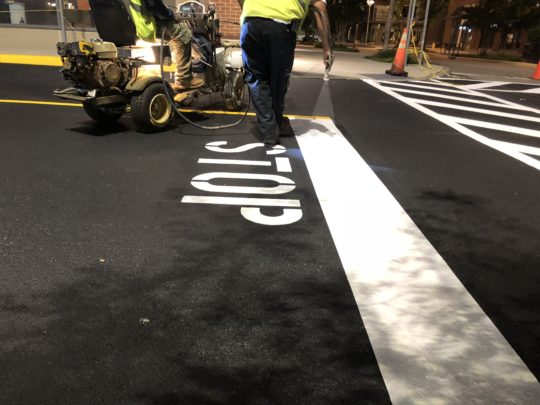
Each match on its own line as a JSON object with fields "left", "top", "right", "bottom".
{"left": 441, "top": 115, "right": 540, "bottom": 138}
{"left": 408, "top": 98, "right": 540, "bottom": 123}
{"left": 379, "top": 87, "right": 530, "bottom": 110}
{"left": 0, "top": 99, "right": 82, "bottom": 107}
{"left": 0, "top": 54, "right": 62, "bottom": 67}
{"left": 523, "top": 87, "right": 540, "bottom": 94}
{"left": 275, "top": 157, "right": 292, "bottom": 173}
{"left": 364, "top": 79, "right": 540, "bottom": 171}
{"left": 294, "top": 117, "right": 540, "bottom": 404}
{"left": 378, "top": 80, "right": 473, "bottom": 95}
{"left": 179, "top": 108, "right": 256, "bottom": 117}
{"left": 458, "top": 83, "right": 540, "bottom": 114}
{"left": 198, "top": 158, "right": 271, "bottom": 166}
{"left": 181, "top": 195, "right": 301, "bottom": 207}
{"left": 462, "top": 81, "right": 509, "bottom": 90}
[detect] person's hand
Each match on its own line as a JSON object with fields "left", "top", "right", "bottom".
{"left": 167, "top": 21, "right": 183, "bottom": 39}
{"left": 173, "top": 11, "right": 183, "bottom": 23}
{"left": 324, "top": 52, "right": 334, "bottom": 73}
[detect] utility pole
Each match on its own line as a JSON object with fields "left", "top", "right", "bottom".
{"left": 419, "top": 0, "right": 431, "bottom": 65}
{"left": 56, "top": 0, "right": 67, "bottom": 42}
{"left": 383, "top": 0, "right": 395, "bottom": 50}
{"left": 404, "top": 0, "right": 417, "bottom": 68}
{"left": 365, "top": 0, "right": 374, "bottom": 44}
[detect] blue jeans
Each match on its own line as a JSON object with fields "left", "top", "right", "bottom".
{"left": 240, "top": 18, "right": 296, "bottom": 141}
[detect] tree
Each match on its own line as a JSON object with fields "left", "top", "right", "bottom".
{"left": 455, "top": 0, "right": 540, "bottom": 55}
{"left": 326, "top": 0, "right": 366, "bottom": 43}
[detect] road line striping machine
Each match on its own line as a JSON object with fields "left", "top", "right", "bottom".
{"left": 53, "top": 0, "right": 245, "bottom": 132}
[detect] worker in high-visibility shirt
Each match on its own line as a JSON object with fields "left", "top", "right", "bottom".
{"left": 128, "top": 0, "right": 204, "bottom": 91}
{"left": 238, "top": 0, "right": 332, "bottom": 146}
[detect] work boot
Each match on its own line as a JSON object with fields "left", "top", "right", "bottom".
{"left": 171, "top": 77, "right": 205, "bottom": 92}
{"left": 279, "top": 116, "right": 295, "bottom": 137}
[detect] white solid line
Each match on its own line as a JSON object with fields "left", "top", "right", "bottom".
{"left": 407, "top": 99, "right": 540, "bottom": 123}
{"left": 294, "top": 117, "right": 540, "bottom": 404}
{"left": 275, "top": 157, "right": 292, "bottom": 172}
{"left": 198, "top": 158, "right": 271, "bottom": 166}
{"left": 364, "top": 79, "right": 540, "bottom": 171}
{"left": 378, "top": 80, "right": 473, "bottom": 95}
{"left": 523, "top": 87, "right": 540, "bottom": 94}
{"left": 431, "top": 80, "right": 540, "bottom": 114}
{"left": 181, "top": 195, "right": 301, "bottom": 207}
{"left": 441, "top": 115, "right": 540, "bottom": 138}
{"left": 462, "top": 81, "right": 508, "bottom": 90}
{"left": 459, "top": 83, "right": 540, "bottom": 114}
{"left": 380, "top": 86, "right": 529, "bottom": 110}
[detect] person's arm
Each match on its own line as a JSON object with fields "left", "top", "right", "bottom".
{"left": 144, "top": 0, "right": 174, "bottom": 22}
{"left": 311, "top": 0, "right": 333, "bottom": 72}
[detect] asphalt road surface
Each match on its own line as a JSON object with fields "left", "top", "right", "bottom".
{"left": 1, "top": 64, "right": 539, "bottom": 404}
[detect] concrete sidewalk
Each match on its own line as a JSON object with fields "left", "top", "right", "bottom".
{"left": 293, "top": 47, "right": 447, "bottom": 81}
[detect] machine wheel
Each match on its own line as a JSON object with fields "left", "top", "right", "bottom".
{"left": 130, "top": 83, "right": 173, "bottom": 133}
{"left": 223, "top": 70, "right": 245, "bottom": 111}
{"left": 83, "top": 100, "right": 124, "bottom": 123}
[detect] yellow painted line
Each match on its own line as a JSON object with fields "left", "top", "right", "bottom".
{"left": 0, "top": 53, "right": 177, "bottom": 71}
{"left": 179, "top": 108, "right": 331, "bottom": 120}
{"left": 0, "top": 98, "right": 331, "bottom": 120}
{"left": 0, "top": 54, "right": 62, "bottom": 67}
{"left": 0, "top": 99, "right": 81, "bottom": 107}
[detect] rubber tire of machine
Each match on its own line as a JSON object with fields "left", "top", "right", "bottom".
{"left": 83, "top": 100, "right": 124, "bottom": 123}
{"left": 223, "top": 70, "right": 245, "bottom": 111}
{"left": 130, "top": 83, "right": 173, "bottom": 133}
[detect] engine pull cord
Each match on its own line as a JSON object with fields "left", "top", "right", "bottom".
{"left": 159, "top": 29, "right": 251, "bottom": 130}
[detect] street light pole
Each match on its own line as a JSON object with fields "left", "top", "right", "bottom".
{"left": 56, "top": 0, "right": 67, "bottom": 42}
{"left": 365, "top": 0, "right": 374, "bottom": 44}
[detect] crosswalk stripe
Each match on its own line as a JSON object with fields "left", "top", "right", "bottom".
{"left": 377, "top": 81, "right": 473, "bottom": 95}
{"left": 295, "top": 118, "right": 540, "bottom": 404}
{"left": 441, "top": 115, "right": 540, "bottom": 138}
{"left": 379, "top": 87, "right": 529, "bottom": 110}
{"left": 364, "top": 79, "right": 540, "bottom": 171}
{"left": 408, "top": 98, "right": 540, "bottom": 123}
{"left": 461, "top": 81, "right": 509, "bottom": 90}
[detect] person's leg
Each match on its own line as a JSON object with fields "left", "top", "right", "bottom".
{"left": 269, "top": 24, "right": 296, "bottom": 132}
{"left": 167, "top": 23, "right": 204, "bottom": 90}
{"left": 240, "top": 19, "right": 279, "bottom": 144}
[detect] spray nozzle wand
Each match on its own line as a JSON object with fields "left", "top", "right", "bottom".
{"left": 323, "top": 54, "right": 334, "bottom": 81}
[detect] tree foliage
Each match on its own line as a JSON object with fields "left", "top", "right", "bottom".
{"left": 455, "top": 0, "right": 540, "bottom": 54}
{"left": 326, "top": 0, "right": 366, "bottom": 43}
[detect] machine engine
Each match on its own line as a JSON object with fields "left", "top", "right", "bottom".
{"left": 57, "top": 41, "right": 133, "bottom": 89}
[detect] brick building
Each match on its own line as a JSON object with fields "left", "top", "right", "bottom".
{"left": 211, "top": 0, "right": 242, "bottom": 39}
{"left": 169, "top": 0, "right": 242, "bottom": 39}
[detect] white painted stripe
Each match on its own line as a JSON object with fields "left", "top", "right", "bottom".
{"left": 442, "top": 115, "right": 540, "bottom": 138}
{"left": 364, "top": 79, "right": 540, "bottom": 171}
{"left": 462, "top": 81, "right": 508, "bottom": 90}
{"left": 198, "top": 158, "right": 271, "bottom": 166}
{"left": 275, "top": 157, "right": 292, "bottom": 173}
{"left": 408, "top": 98, "right": 540, "bottom": 123}
{"left": 380, "top": 87, "right": 529, "bottom": 110}
{"left": 431, "top": 80, "right": 540, "bottom": 114}
{"left": 457, "top": 83, "right": 540, "bottom": 114}
{"left": 294, "top": 117, "right": 540, "bottom": 404}
{"left": 378, "top": 80, "right": 473, "bottom": 95}
{"left": 523, "top": 87, "right": 540, "bottom": 94}
{"left": 181, "top": 195, "right": 301, "bottom": 207}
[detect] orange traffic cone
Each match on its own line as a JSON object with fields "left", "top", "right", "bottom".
{"left": 386, "top": 28, "right": 409, "bottom": 77}
{"left": 532, "top": 60, "right": 540, "bottom": 80}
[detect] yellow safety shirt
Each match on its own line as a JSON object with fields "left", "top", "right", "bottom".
{"left": 241, "top": 0, "right": 310, "bottom": 23}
